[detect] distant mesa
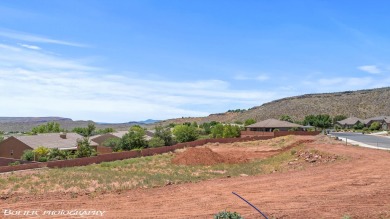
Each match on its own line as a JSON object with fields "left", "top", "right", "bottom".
{"left": 0, "top": 117, "right": 72, "bottom": 123}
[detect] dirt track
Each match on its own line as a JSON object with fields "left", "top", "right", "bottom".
{"left": 2, "top": 136, "right": 390, "bottom": 218}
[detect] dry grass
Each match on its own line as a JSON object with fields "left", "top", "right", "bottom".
{"left": 0, "top": 137, "right": 336, "bottom": 197}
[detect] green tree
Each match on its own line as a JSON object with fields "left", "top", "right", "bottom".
{"left": 148, "top": 137, "right": 165, "bottom": 148}
{"left": 333, "top": 115, "right": 347, "bottom": 125}
{"left": 154, "top": 125, "right": 173, "bottom": 146}
{"left": 97, "top": 127, "right": 115, "bottom": 134}
{"left": 0, "top": 135, "right": 3, "bottom": 142}
{"left": 191, "top": 121, "right": 198, "bottom": 128}
{"left": 353, "top": 121, "right": 365, "bottom": 130}
{"left": 222, "top": 125, "right": 241, "bottom": 138}
{"left": 313, "top": 114, "right": 332, "bottom": 129}
{"left": 72, "top": 123, "right": 96, "bottom": 137}
{"left": 32, "top": 122, "right": 62, "bottom": 134}
{"left": 75, "top": 138, "right": 96, "bottom": 158}
{"left": 279, "top": 115, "right": 293, "bottom": 123}
{"left": 369, "top": 122, "right": 381, "bottom": 131}
{"left": 244, "top": 118, "right": 256, "bottom": 126}
{"left": 303, "top": 115, "right": 316, "bottom": 126}
{"left": 120, "top": 126, "right": 148, "bottom": 150}
{"left": 86, "top": 123, "right": 96, "bottom": 137}
{"left": 211, "top": 123, "right": 224, "bottom": 138}
{"left": 102, "top": 138, "right": 122, "bottom": 151}
{"left": 173, "top": 125, "right": 199, "bottom": 143}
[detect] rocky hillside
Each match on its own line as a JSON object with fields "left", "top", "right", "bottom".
{"left": 160, "top": 87, "right": 390, "bottom": 124}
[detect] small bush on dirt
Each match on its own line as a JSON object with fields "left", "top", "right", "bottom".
{"left": 290, "top": 149, "right": 297, "bottom": 155}
{"left": 273, "top": 129, "right": 280, "bottom": 132}
{"left": 214, "top": 210, "right": 243, "bottom": 219}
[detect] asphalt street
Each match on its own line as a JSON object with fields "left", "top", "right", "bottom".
{"left": 330, "top": 132, "right": 390, "bottom": 149}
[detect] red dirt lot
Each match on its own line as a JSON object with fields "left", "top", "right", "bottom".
{"left": 2, "top": 136, "right": 390, "bottom": 218}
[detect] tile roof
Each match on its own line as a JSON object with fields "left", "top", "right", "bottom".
{"left": 246, "top": 119, "right": 302, "bottom": 128}
{"left": 15, "top": 133, "right": 97, "bottom": 149}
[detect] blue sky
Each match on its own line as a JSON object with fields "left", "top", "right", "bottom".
{"left": 0, "top": 1, "right": 389, "bottom": 122}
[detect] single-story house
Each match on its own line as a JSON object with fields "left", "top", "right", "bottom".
{"left": 336, "top": 117, "right": 365, "bottom": 129}
{"left": 364, "top": 116, "right": 390, "bottom": 130}
{"left": 245, "top": 119, "right": 303, "bottom": 132}
{"left": 0, "top": 133, "right": 96, "bottom": 159}
{"left": 91, "top": 130, "right": 155, "bottom": 146}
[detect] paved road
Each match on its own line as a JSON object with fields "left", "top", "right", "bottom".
{"left": 330, "top": 132, "right": 390, "bottom": 149}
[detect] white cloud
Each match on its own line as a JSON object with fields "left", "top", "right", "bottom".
{"left": 357, "top": 65, "right": 382, "bottom": 74}
{"left": 18, "top": 43, "right": 41, "bottom": 50}
{"left": 255, "top": 74, "right": 269, "bottom": 81}
{"left": 0, "top": 29, "right": 87, "bottom": 47}
{"left": 234, "top": 73, "right": 269, "bottom": 81}
{"left": 0, "top": 43, "right": 279, "bottom": 122}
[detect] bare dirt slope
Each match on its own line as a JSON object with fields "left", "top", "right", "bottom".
{"left": 2, "top": 136, "right": 390, "bottom": 218}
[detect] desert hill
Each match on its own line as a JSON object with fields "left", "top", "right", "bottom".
{"left": 160, "top": 87, "right": 390, "bottom": 125}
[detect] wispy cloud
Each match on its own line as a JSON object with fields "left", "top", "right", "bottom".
{"left": 234, "top": 73, "right": 269, "bottom": 81}
{"left": 0, "top": 29, "right": 87, "bottom": 47}
{"left": 302, "top": 76, "right": 384, "bottom": 93}
{"left": 357, "top": 65, "right": 382, "bottom": 74}
{"left": 18, "top": 43, "right": 41, "bottom": 50}
{"left": 0, "top": 43, "right": 280, "bottom": 122}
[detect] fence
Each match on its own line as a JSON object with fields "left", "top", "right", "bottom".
{"left": 0, "top": 157, "right": 35, "bottom": 166}
{"left": 241, "top": 130, "right": 321, "bottom": 138}
{"left": 0, "top": 135, "right": 273, "bottom": 173}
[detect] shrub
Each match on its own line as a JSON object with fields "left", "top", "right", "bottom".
{"left": 172, "top": 125, "right": 199, "bottom": 143}
{"left": 21, "top": 150, "right": 35, "bottom": 161}
{"left": 38, "top": 157, "right": 48, "bottom": 162}
{"left": 244, "top": 119, "right": 256, "bottom": 126}
{"left": 214, "top": 210, "right": 243, "bottom": 219}
{"left": 353, "top": 121, "right": 365, "bottom": 130}
{"left": 48, "top": 148, "right": 71, "bottom": 160}
{"left": 8, "top": 161, "right": 20, "bottom": 166}
{"left": 148, "top": 137, "right": 165, "bottom": 148}
{"left": 119, "top": 126, "right": 148, "bottom": 150}
{"left": 103, "top": 137, "right": 121, "bottom": 151}
{"left": 273, "top": 129, "right": 280, "bottom": 132}
{"left": 75, "top": 138, "right": 96, "bottom": 158}
{"left": 33, "top": 146, "right": 50, "bottom": 159}
{"left": 211, "top": 123, "right": 224, "bottom": 138}
{"left": 369, "top": 122, "right": 381, "bottom": 131}
{"left": 154, "top": 125, "right": 174, "bottom": 146}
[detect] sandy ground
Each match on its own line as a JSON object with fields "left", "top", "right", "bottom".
{"left": 2, "top": 136, "right": 390, "bottom": 218}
